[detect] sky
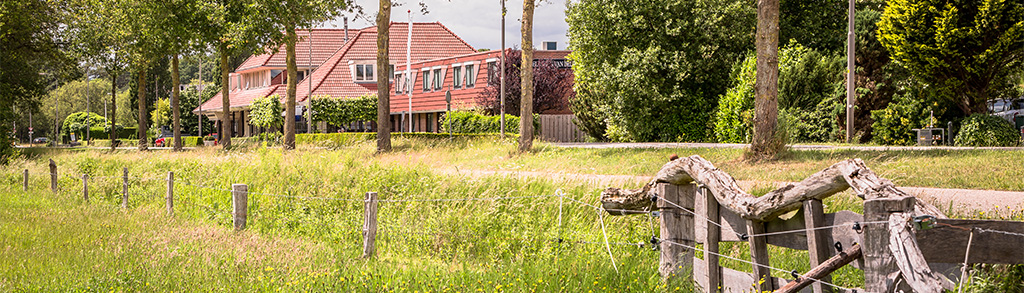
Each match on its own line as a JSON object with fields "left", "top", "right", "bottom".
{"left": 321, "top": 0, "right": 571, "bottom": 51}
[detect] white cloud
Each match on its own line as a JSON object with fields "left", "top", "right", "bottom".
{"left": 320, "top": 0, "right": 570, "bottom": 51}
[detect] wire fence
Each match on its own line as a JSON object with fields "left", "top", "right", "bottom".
{"left": 11, "top": 166, "right": 1024, "bottom": 292}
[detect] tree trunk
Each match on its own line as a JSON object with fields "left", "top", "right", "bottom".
{"left": 219, "top": 43, "right": 232, "bottom": 148}
{"left": 172, "top": 54, "right": 182, "bottom": 151}
{"left": 750, "top": 0, "right": 780, "bottom": 159}
{"left": 284, "top": 25, "right": 297, "bottom": 150}
{"left": 137, "top": 66, "right": 148, "bottom": 151}
{"left": 375, "top": 0, "right": 392, "bottom": 153}
{"left": 109, "top": 72, "right": 117, "bottom": 151}
{"left": 518, "top": 0, "right": 535, "bottom": 153}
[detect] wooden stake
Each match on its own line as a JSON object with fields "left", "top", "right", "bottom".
{"left": 703, "top": 185, "right": 721, "bottom": 292}
{"left": 82, "top": 174, "right": 89, "bottom": 201}
{"left": 23, "top": 169, "right": 28, "bottom": 191}
{"left": 49, "top": 159, "right": 57, "bottom": 192}
{"left": 121, "top": 167, "right": 128, "bottom": 209}
{"left": 863, "top": 196, "right": 913, "bottom": 292}
{"left": 166, "top": 171, "right": 174, "bottom": 217}
{"left": 747, "top": 219, "right": 774, "bottom": 292}
{"left": 803, "top": 199, "right": 832, "bottom": 293}
{"left": 362, "top": 192, "right": 379, "bottom": 258}
{"left": 657, "top": 183, "right": 695, "bottom": 280}
{"left": 232, "top": 184, "right": 247, "bottom": 231}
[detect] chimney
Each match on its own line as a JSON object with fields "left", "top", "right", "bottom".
{"left": 344, "top": 16, "right": 349, "bottom": 42}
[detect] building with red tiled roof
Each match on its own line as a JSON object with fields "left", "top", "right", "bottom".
{"left": 195, "top": 22, "right": 573, "bottom": 137}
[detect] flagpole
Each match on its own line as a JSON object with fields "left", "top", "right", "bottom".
{"left": 407, "top": 11, "right": 413, "bottom": 133}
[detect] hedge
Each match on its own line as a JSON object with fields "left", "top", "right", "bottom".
{"left": 83, "top": 126, "right": 137, "bottom": 141}
{"left": 295, "top": 132, "right": 513, "bottom": 148}
{"left": 162, "top": 136, "right": 201, "bottom": 147}
{"left": 91, "top": 139, "right": 140, "bottom": 148}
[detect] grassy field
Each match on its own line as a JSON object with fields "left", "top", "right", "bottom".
{"left": 2, "top": 137, "right": 1022, "bottom": 291}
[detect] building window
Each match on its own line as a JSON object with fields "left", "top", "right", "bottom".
{"left": 487, "top": 61, "right": 498, "bottom": 86}
{"left": 453, "top": 67, "right": 462, "bottom": 89}
{"left": 395, "top": 72, "right": 403, "bottom": 94}
{"left": 433, "top": 69, "right": 442, "bottom": 90}
{"left": 465, "top": 64, "right": 475, "bottom": 87}
{"left": 355, "top": 64, "right": 374, "bottom": 82}
{"left": 426, "top": 113, "right": 433, "bottom": 132}
{"left": 422, "top": 70, "right": 430, "bottom": 92}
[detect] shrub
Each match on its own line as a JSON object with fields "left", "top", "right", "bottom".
{"left": 439, "top": 111, "right": 538, "bottom": 134}
{"left": 870, "top": 93, "right": 925, "bottom": 146}
{"left": 163, "top": 136, "right": 200, "bottom": 147}
{"left": 311, "top": 94, "right": 376, "bottom": 131}
{"left": 955, "top": 114, "right": 1020, "bottom": 147}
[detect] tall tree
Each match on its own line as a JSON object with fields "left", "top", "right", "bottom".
{"left": 749, "top": 0, "right": 781, "bottom": 161}
{"left": 878, "top": 0, "right": 1024, "bottom": 115}
{"left": 566, "top": 0, "right": 755, "bottom": 142}
{"left": 203, "top": 0, "right": 276, "bottom": 149}
{"left": 375, "top": 0, "right": 392, "bottom": 152}
{"left": 260, "top": 0, "right": 352, "bottom": 150}
{"left": 518, "top": 0, "right": 536, "bottom": 152}
{"left": 1, "top": 0, "right": 75, "bottom": 163}
{"left": 67, "top": 0, "right": 131, "bottom": 150}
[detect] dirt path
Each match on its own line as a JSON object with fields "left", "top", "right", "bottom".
{"left": 438, "top": 168, "right": 1024, "bottom": 216}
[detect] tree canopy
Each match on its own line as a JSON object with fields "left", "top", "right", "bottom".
{"left": 566, "top": 0, "right": 755, "bottom": 142}
{"left": 878, "top": 0, "right": 1024, "bottom": 115}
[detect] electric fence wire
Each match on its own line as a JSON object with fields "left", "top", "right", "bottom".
{"left": 661, "top": 239, "right": 854, "bottom": 291}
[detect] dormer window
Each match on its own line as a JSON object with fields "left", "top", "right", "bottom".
{"left": 354, "top": 64, "right": 374, "bottom": 82}
{"left": 453, "top": 66, "right": 462, "bottom": 89}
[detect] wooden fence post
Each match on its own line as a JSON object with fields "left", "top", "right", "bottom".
{"left": 23, "top": 169, "right": 28, "bottom": 191}
{"left": 803, "top": 199, "right": 832, "bottom": 293}
{"left": 658, "top": 183, "right": 695, "bottom": 281}
{"left": 747, "top": 219, "right": 774, "bottom": 292}
{"left": 121, "top": 167, "right": 128, "bottom": 209}
{"left": 82, "top": 174, "right": 89, "bottom": 202}
{"left": 232, "top": 184, "right": 248, "bottom": 231}
{"left": 49, "top": 159, "right": 57, "bottom": 192}
{"left": 166, "top": 171, "right": 174, "bottom": 217}
{"left": 863, "top": 196, "right": 914, "bottom": 292}
{"left": 362, "top": 192, "right": 379, "bottom": 258}
{"left": 703, "top": 185, "right": 721, "bottom": 292}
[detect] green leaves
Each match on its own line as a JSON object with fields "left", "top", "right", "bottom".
{"left": 878, "top": 0, "right": 1024, "bottom": 114}
{"left": 250, "top": 94, "right": 284, "bottom": 129}
{"left": 310, "top": 95, "right": 377, "bottom": 130}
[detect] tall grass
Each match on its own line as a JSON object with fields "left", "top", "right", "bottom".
{"left": 2, "top": 137, "right": 1020, "bottom": 291}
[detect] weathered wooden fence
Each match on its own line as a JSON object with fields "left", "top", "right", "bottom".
{"left": 602, "top": 155, "right": 1024, "bottom": 292}
{"left": 539, "top": 114, "right": 588, "bottom": 142}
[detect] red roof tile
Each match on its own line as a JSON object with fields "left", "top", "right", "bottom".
{"left": 235, "top": 29, "right": 360, "bottom": 72}
{"left": 296, "top": 22, "right": 477, "bottom": 102}
{"left": 193, "top": 85, "right": 286, "bottom": 113}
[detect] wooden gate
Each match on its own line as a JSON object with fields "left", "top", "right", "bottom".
{"left": 539, "top": 114, "right": 588, "bottom": 142}
{"left": 601, "top": 155, "right": 1024, "bottom": 292}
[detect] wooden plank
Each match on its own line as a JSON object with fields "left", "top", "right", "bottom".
{"left": 82, "top": 174, "right": 89, "bottom": 201}
{"left": 693, "top": 257, "right": 816, "bottom": 293}
{"left": 121, "top": 167, "right": 128, "bottom": 209}
{"left": 747, "top": 220, "right": 774, "bottom": 292}
{"left": 863, "top": 197, "right": 913, "bottom": 292}
{"left": 888, "top": 213, "right": 954, "bottom": 291}
{"left": 803, "top": 199, "right": 832, "bottom": 293}
{"left": 704, "top": 186, "right": 721, "bottom": 292}
{"left": 778, "top": 244, "right": 862, "bottom": 293}
{"left": 166, "top": 171, "right": 174, "bottom": 217}
{"left": 658, "top": 183, "right": 695, "bottom": 280}
{"left": 917, "top": 218, "right": 1024, "bottom": 264}
{"left": 695, "top": 207, "right": 863, "bottom": 260}
{"left": 601, "top": 156, "right": 945, "bottom": 221}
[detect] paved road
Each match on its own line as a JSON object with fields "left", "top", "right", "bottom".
{"left": 552, "top": 142, "right": 1024, "bottom": 151}
{"left": 440, "top": 168, "right": 1024, "bottom": 216}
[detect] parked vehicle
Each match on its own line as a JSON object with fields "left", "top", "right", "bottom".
{"left": 32, "top": 137, "right": 49, "bottom": 144}
{"left": 988, "top": 98, "right": 1024, "bottom": 129}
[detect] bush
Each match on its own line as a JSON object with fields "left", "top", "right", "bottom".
{"left": 311, "top": 94, "right": 376, "bottom": 131}
{"left": 295, "top": 132, "right": 511, "bottom": 148}
{"left": 870, "top": 93, "right": 925, "bottom": 146}
{"left": 440, "top": 111, "right": 538, "bottom": 134}
{"left": 955, "top": 114, "right": 1020, "bottom": 147}
{"left": 163, "top": 136, "right": 200, "bottom": 147}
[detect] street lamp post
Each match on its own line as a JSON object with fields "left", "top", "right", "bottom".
{"left": 846, "top": 0, "right": 856, "bottom": 143}
{"left": 499, "top": 0, "right": 506, "bottom": 137}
